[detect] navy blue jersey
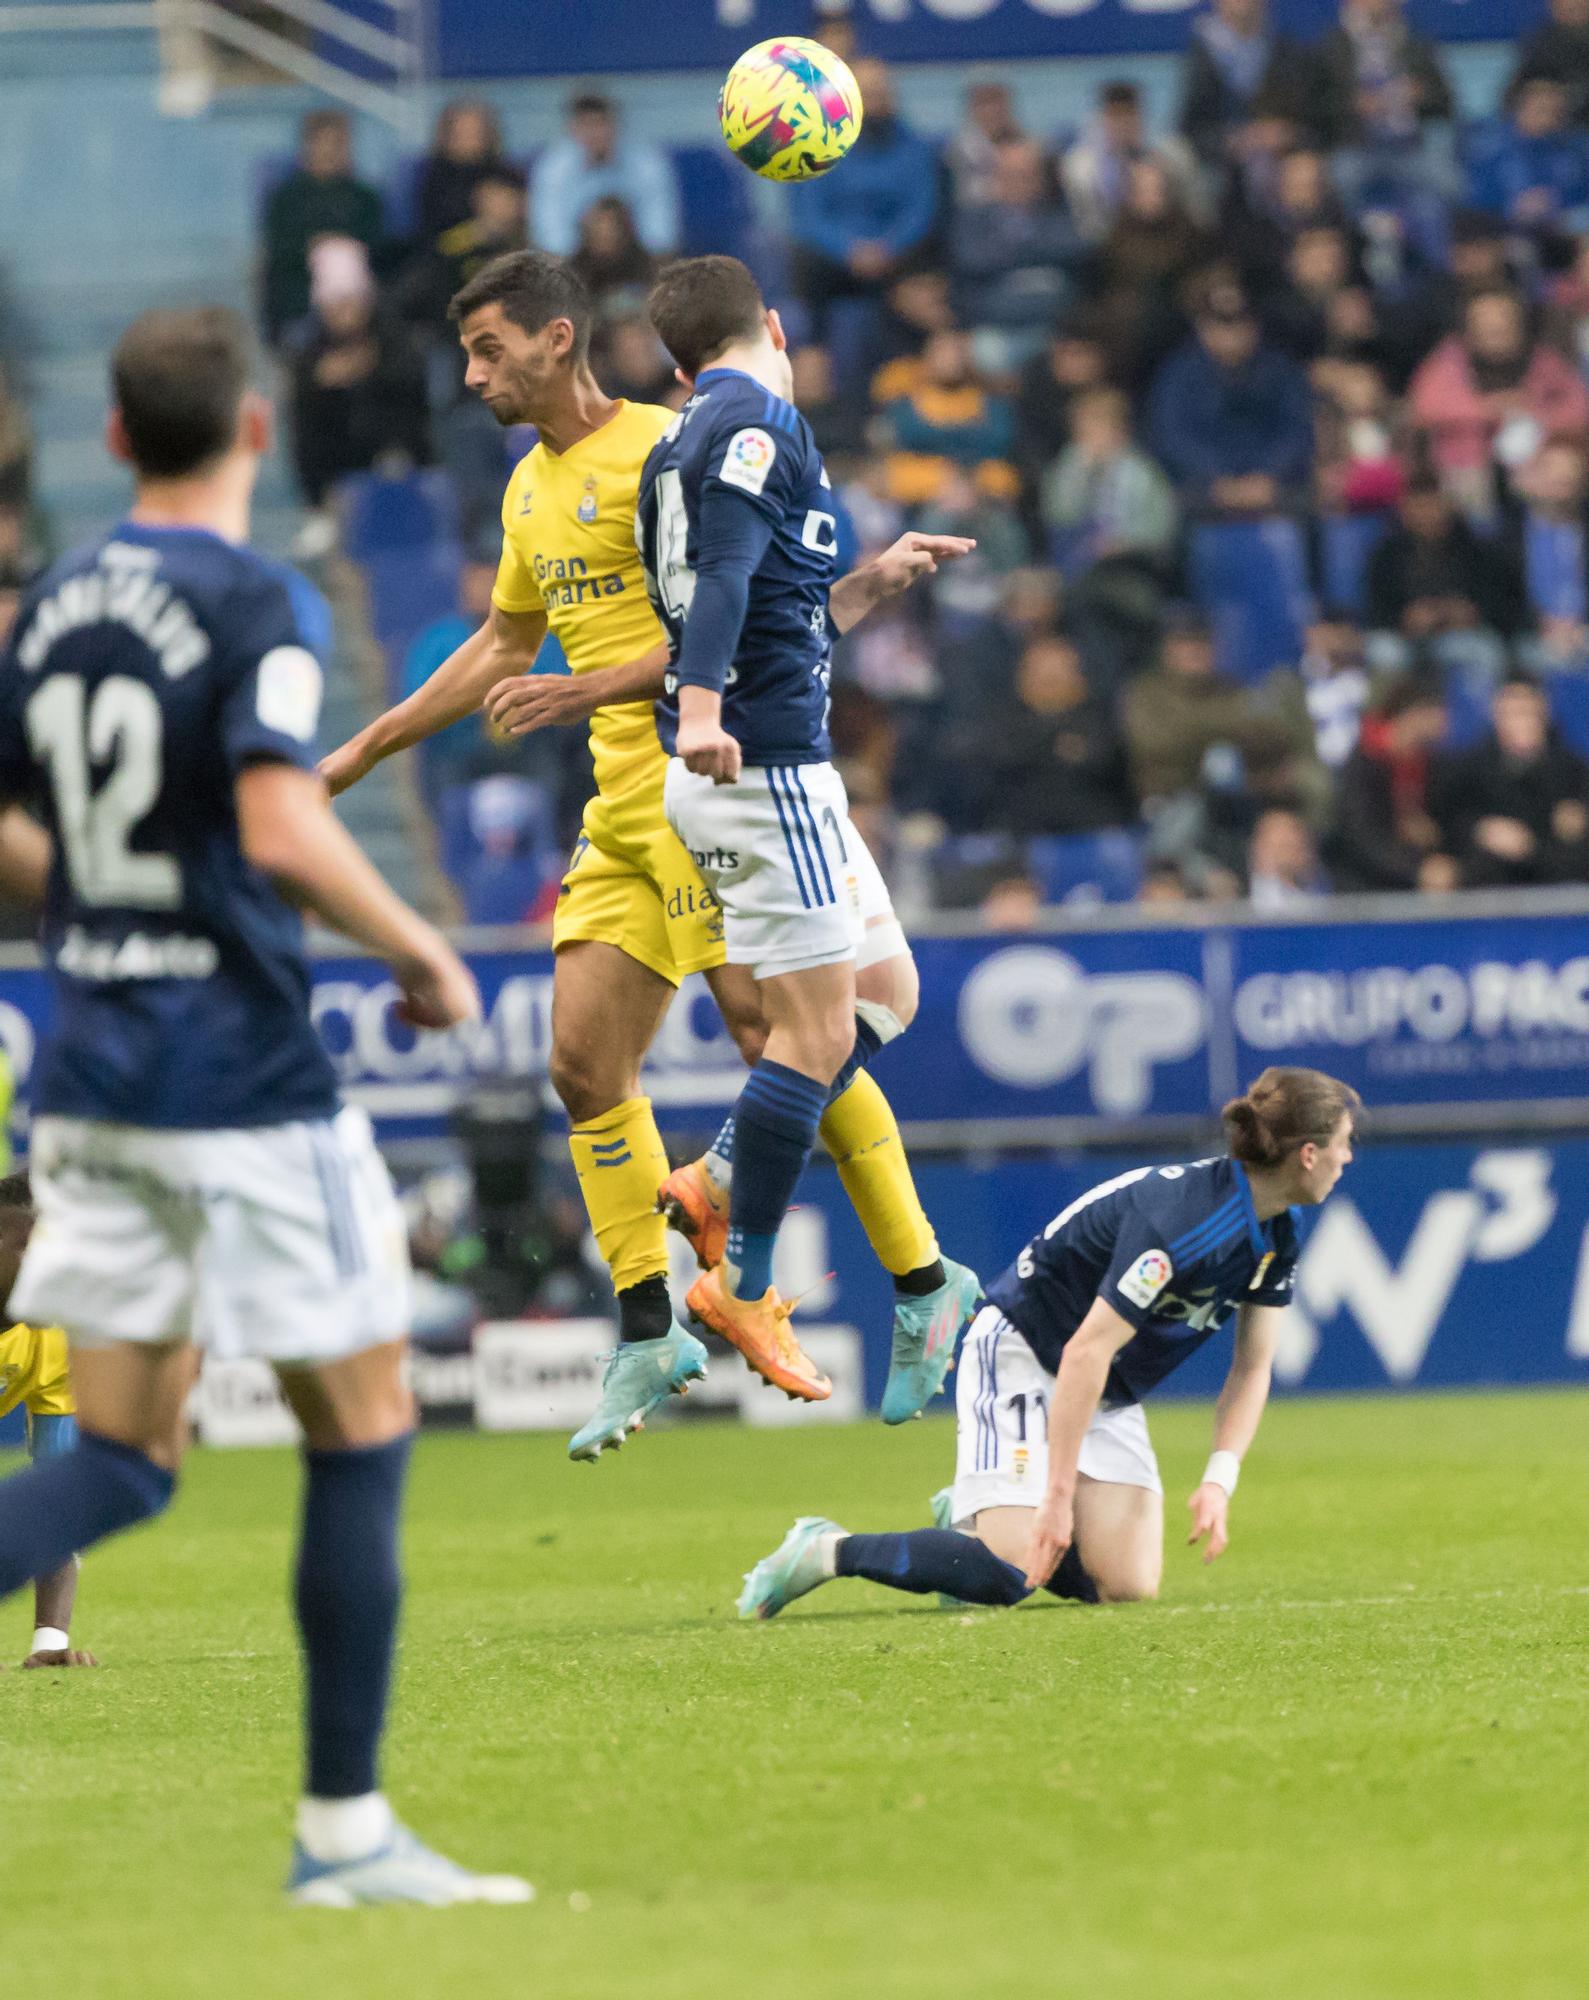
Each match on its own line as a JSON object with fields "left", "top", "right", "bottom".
{"left": 638, "top": 367, "right": 837, "bottom": 765}
{"left": 0, "top": 522, "right": 340, "bottom": 1129}
{"left": 986, "top": 1157, "right": 1300, "bottom": 1404}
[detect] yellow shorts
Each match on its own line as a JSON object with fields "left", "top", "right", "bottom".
{"left": 551, "top": 785, "right": 726, "bottom": 987}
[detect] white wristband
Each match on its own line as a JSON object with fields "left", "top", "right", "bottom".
{"left": 1202, "top": 1451, "right": 1241, "bottom": 1497}
{"left": 31, "top": 1626, "right": 70, "bottom": 1654}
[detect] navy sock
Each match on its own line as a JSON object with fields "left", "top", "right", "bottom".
{"left": 826, "top": 1018, "right": 883, "bottom": 1106}
{"left": 724, "top": 1059, "right": 828, "bottom": 1298}
{"left": 836, "top": 1529, "right": 1032, "bottom": 1607}
{"left": 0, "top": 1429, "right": 174, "bottom": 1597}
{"left": 295, "top": 1432, "right": 413, "bottom": 1800}
{"left": 1043, "top": 1542, "right": 1100, "bottom": 1604}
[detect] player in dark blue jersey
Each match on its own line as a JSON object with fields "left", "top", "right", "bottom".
{"left": 0, "top": 307, "right": 527, "bottom": 1906}
{"left": 739, "top": 1069, "right": 1359, "bottom": 1619}
{"left": 635, "top": 255, "right": 983, "bottom": 1414}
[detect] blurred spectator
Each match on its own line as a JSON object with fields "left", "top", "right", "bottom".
{"left": 1467, "top": 77, "right": 1589, "bottom": 267}
{"left": 1013, "top": 313, "right": 1111, "bottom": 525}
{"left": 1178, "top": 0, "right": 1315, "bottom": 177}
{"left": 570, "top": 197, "right": 657, "bottom": 323}
{"left": 1260, "top": 608, "right": 1373, "bottom": 771}
{"left": 915, "top": 465, "right": 1029, "bottom": 623}
{"left": 400, "top": 167, "right": 529, "bottom": 339}
{"left": 1263, "top": 224, "right": 1359, "bottom": 364}
{"left": 964, "top": 630, "right": 1136, "bottom": 836}
{"left": 946, "top": 79, "right": 1026, "bottom": 207}
{"left": 262, "top": 110, "right": 386, "bottom": 343}
{"left": 1246, "top": 805, "right": 1328, "bottom": 905}
{"left": 1407, "top": 287, "right": 1589, "bottom": 507}
{"left": 1147, "top": 284, "right": 1313, "bottom": 513}
{"left": 1137, "top": 859, "right": 1193, "bottom": 903}
{"left": 1226, "top": 147, "right": 1351, "bottom": 297}
{"left": 1327, "top": 671, "right": 1460, "bottom": 890}
{"left": 1512, "top": 0, "right": 1589, "bottom": 127}
{"left": 416, "top": 99, "right": 508, "bottom": 246}
{"left": 0, "top": 364, "right": 31, "bottom": 515}
{"left": 1314, "top": 0, "right": 1457, "bottom": 206}
{"left": 1121, "top": 610, "right": 1272, "bottom": 807}
{"left": 1061, "top": 80, "right": 1204, "bottom": 243}
{"left": 401, "top": 557, "right": 500, "bottom": 803}
{"left": 530, "top": 93, "right": 679, "bottom": 258}
{"left": 879, "top": 329, "right": 1016, "bottom": 507}
{"left": 1434, "top": 671, "right": 1589, "bottom": 885}
{"left": 289, "top": 238, "right": 429, "bottom": 553}
{"left": 788, "top": 59, "right": 940, "bottom": 344}
{"left": 980, "top": 871, "right": 1044, "bottom": 930}
{"left": 1364, "top": 474, "right": 1526, "bottom": 642}
{"left": 949, "top": 138, "right": 1082, "bottom": 370}
{"left": 456, "top": 776, "right": 556, "bottom": 926}
{"left": 1043, "top": 386, "right": 1178, "bottom": 567}
{"left": 597, "top": 314, "right": 681, "bottom": 407}
{"left": 790, "top": 346, "right": 864, "bottom": 458}
{"left": 1313, "top": 357, "right": 1406, "bottom": 511}
{"left": 1089, "top": 155, "right": 1219, "bottom": 389}
{"left": 863, "top": 270, "right": 956, "bottom": 385}
{"left": 1514, "top": 436, "right": 1589, "bottom": 659}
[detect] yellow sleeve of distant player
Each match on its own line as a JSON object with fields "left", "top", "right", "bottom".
{"left": 492, "top": 459, "right": 546, "bottom": 617}
{"left": 25, "top": 1326, "right": 74, "bottom": 1417}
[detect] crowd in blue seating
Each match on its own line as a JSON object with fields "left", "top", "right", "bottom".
{"left": 267, "top": 0, "right": 1589, "bottom": 922}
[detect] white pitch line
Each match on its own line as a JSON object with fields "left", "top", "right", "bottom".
{"left": 1157, "top": 1584, "right": 1589, "bottom": 1616}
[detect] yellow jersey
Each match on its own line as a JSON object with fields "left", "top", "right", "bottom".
{"left": 0, "top": 1321, "right": 73, "bottom": 1426}
{"left": 491, "top": 399, "right": 675, "bottom": 805}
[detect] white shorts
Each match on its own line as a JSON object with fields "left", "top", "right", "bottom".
{"left": 663, "top": 757, "right": 904, "bottom": 980}
{"left": 13, "top": 1106, "right": 412, "bottom": 1365}
{"left": 949, "top": 1305, "right": 1162, "bottom": 1525}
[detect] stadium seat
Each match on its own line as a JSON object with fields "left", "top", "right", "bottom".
{"left": 674, "top": 144, "right": 758, "bottom": 263}
{"left": 1544, "top": 671, "right": 1589, "bottom": 758}
{"left": 360, "top": 546, "right": 463, "bottom": 654}
{"left": 339, "top": 468, "right": 461, "bottom": 560}
{"left": 1318, "top": 512, "right": 1393, "bottom": 618}
{"left": 1189, "top": 518, "right": 1312, "bottom": 683}
{"left": 1028, "top": 829, "right": 1145, "bottom": 906}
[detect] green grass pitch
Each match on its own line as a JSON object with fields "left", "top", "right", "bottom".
{"left": 4, "top": 1389, "right": 1587, "bottom": 1999}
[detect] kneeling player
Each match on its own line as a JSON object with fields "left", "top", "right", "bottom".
{"left": 739, "top": 1068, "right": 1358, "bottom": 1618}
{"left": 0, "top": 1175, "right": 95, "bottom": 1667}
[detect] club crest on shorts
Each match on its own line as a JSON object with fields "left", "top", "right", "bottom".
{"left": 1118, "top": 1248, "right": 1173, "bottom": 1311}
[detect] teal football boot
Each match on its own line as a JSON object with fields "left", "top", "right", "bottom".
{"left": 737, "top": 1515, "right": 845, "bottom": 1621}
{"left": 568, "top": 1321, "right": 708, "bottom": 1462}
{"left": 880, "top": 1257, "right": 982, "bottom": 1425}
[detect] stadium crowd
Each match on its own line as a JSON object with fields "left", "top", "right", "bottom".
{"left": 160, "top": 1, "right": 1589, "bottom": 917}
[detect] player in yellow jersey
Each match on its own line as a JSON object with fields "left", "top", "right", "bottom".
{"left": 323, "top": 251, "right": 982, "bottom": 1459}
{"left": 0, "top": 1175, "right": 96, "bottom": 1667}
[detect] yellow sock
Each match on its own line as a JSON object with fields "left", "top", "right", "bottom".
{"left": 568, "top": 1096, "right": 672, "bottom": 1294}
{"left": 819, "top": 1070, "right": 938, "bottom": 1279}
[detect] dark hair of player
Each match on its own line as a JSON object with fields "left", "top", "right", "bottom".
{"left": 647, "top": 255, "right": 767, "bottom": 380}
{"left": 111, "top": 306, "right": 253, "bottom": 479}
{"left": 0, "top": 1172, "right": 33, "bottom": 1211}
{"left": 448, "top": 250, "right": 593, "bottom": 359}
{"left": 1221, "top": 1069, "right": 1361, "bottom": 1168}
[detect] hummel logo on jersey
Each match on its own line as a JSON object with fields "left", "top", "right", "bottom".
{"left": 519, "top": 490, "right": 534, "bottom": 515}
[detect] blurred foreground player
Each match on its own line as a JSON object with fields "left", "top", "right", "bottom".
{"left": 741, "top": 1069, "right": 1358, "bottom": 1618}
{"left": 0, "top": 1173, "right": 96, "bottom": 1667}
{"left": 0, "top": 307, "right": 528, "bottom": 1906}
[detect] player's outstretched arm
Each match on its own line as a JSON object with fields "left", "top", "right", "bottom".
{"left": 485, "top": 640, "right": 670, "bottom": 738}
{"left": 237, "top": 763, "right": 480, "bottom": 1030}
{"left": 320, "top": 604, "right": 549, "bottom": 795}
{"left": 23, "top": 1556, "right": 96, "bottom": 1669}
{"left": 1187, "top": 1304, "right": 1279, "bottom": 1566}
{"left": 1024, "top": 1299, "right": 1137, "bottom": 1589}
{"left": 829, "top": 533, "right": 977, "bottom": 635}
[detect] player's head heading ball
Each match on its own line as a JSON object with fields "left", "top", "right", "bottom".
{"left": 647, "top": 255, "right": 789, "bottom": 393}
{"left": 1221, "top": 1068, "right": 1360, "bottom": 1204}
{"left": 110, "top": 306, "right": 262, "bottom": 480}
{"left": 450, "top": 250, "right": 594, "bottom": 426}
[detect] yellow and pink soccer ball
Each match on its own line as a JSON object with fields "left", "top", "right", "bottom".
{"left": 718, "top": 37, "right": 864, "bottom": 182}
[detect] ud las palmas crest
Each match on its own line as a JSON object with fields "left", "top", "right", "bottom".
{"left": 577, "top": 473, "right": 599, "bottom": 524}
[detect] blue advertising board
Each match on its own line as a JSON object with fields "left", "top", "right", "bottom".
{"left": 434, "top": 0, "right": 1531, "bottom": 80}
{"left": 1, "top": 901, "right": 1587, "bottom": 1142}
{"left": 787, "top": 1137, "right": 1589, "bottom": 1405}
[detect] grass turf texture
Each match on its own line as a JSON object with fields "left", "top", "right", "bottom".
{"left": 2, "top": 1390, "right": 1586, "bottom": 1999}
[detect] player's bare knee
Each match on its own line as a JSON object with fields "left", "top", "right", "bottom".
{"left": 1093, "top": 1562, "right": 1161, "bottom": 1605}
{"left": 857, "top": 949, "right": 919, "bottom": 1034}
{"left": 720, "top": 1001, "right": 768, "bottom": 1067}
{"left": 548, "top": 1041, "right": 634, "bottom": 1126}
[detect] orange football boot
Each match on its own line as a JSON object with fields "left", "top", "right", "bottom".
{"left": 686, "top": 1266, "right": 832, "bottom": 1402}
{"left": 657, "top": 1157, "right": 730, "bottom": 1270}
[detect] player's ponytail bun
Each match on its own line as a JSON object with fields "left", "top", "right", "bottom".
{"left": 1221, "top": 1068, "right": 1361, "bottom": 1168}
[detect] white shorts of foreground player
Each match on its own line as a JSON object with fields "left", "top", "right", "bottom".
{"left": 14, "top": 1105, "right": 411, "bottom": 1364}
{"left": 664, "top": 757, "right": 905, "bottom": 980}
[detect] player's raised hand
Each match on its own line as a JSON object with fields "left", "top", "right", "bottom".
{"left": 485, "top": 673, "right": 599, "bottom": 738}
{"left": 392, "top": 932, "right": 483, "bottom": 1032}
{"left": 676, "top": 716, "right": 743, "bottom": 786}
{"left": 22, "top": 1646, "right": 99, "bottom": 1668}
{"left": 1186, "top": 1482, "right": 1231, "bottom": 1565}
{"left": 873, "top": 531, "right": 977, "bottom": 598}
{"left": 1022, "top": 1488, "right": 1074, "bottom": 1590}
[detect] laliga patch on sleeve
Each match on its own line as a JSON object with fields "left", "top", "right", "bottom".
{"left": 255, "top": 645, "right": 323, "bottom": 742}
{"left": 1117, "top": 1249, "right": 1174, "bottom": 1311}
{"left": 717, "top": 426, "right": 777, "bottom": 497}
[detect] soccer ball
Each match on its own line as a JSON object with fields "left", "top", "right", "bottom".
{"left": 718, "top": 37, "right": 864, "bottom": 183}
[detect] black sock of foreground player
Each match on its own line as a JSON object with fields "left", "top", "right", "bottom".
{"left": 617, "top": 1274, "right": 674, "bottom": 1344}
{"left": 836, "top": 1528, "right": 1032, "bottom": 1605}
